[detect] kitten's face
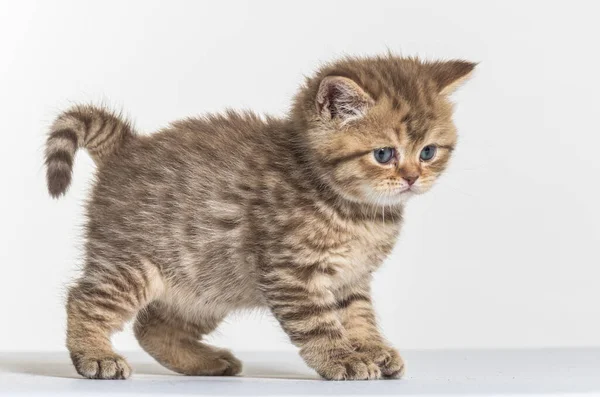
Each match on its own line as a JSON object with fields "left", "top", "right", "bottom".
{"left": 318, "top": 104, "right": 457, "bottom": 206}
{"left": 300, "top": 58, "right": 474, "bottom": 207}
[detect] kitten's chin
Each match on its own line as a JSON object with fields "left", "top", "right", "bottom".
{"left": 376, "top": 191, "right": 415, "bottom": 206}
{"left": 329, "top": 183, "right": 417, "bottom": 208}
{"left": 360, "top": 187, "right": 416, "bottom": 207}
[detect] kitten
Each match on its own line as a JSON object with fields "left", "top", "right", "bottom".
{"left": 45, "top": 55, "right": 474, "bottom": 380}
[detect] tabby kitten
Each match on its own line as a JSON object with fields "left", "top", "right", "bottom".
{"left": 45, "top": 55, "right": 474, "bottom": 380}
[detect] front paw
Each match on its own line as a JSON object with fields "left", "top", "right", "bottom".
{"left": 353, "top": 342, "right": 405, "bottom": 378}
{"left": 308, "top": 350, "right": 383, "bottom": 380}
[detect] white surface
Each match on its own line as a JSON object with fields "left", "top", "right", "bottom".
{"left": 1, "top": 349, "right": 599, "bottom": 396}
{"left": 1, "top": 0, "right": 600, "bottom": 353}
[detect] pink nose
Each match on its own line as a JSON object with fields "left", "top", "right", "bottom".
{"left": 403, "top": 175, "right": 419, "bottom": 186}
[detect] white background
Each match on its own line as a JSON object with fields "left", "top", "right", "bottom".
{"left": 1, "top": 0, "right": 598, "bottom": 354}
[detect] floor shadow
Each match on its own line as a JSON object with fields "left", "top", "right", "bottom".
{"left": 0, "top": 352, "right": 316, "bottom": 381}
{"left": 0, "top": 357, "right": 78, "bottom": 379}
{"left": 2, "top": 349, "right": 600, "bottom": 396}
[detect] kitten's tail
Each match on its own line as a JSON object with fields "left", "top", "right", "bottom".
{"left": 44, "top": 105, "right": 135, "bottom": 198}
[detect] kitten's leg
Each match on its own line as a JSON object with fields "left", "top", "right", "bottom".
{"left": 134, "top": 301, "right": 242, "bottom": 376}
{"left": 66, "top": 258, "right": 163, "bottom": 379}
{"left": 337, "top": 282, "right": 405, "bottom": 378}
{"left": 263, "top": 264, "right": 382, "bottom": 380}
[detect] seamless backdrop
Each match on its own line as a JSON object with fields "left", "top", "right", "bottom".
{"left": 1, "top": 0, "right": 598, "bottom": 352}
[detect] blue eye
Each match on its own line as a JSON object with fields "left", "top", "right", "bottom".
{"left": 374, "top": 147, "right": 395, "bottom": 164}
{"left": 420, "top": 145, "right": 437, "bottom": 161}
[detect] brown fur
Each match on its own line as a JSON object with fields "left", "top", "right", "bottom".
{"left": 45, "top": 55, "right": 474, "bottom": 380}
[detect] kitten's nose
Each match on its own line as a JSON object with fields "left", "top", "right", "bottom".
{"left": 403, "top": 174, "right": 419, "bottom": 186}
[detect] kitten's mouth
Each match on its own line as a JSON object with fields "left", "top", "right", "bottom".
{"left": 393, "top": 186, "right": 422, "bottom": 199}
{"left": 362, "top": 184, "right": 416, "bottom": 205}
{"left": 395, "top": 187, "right": 412, "bottom": 195}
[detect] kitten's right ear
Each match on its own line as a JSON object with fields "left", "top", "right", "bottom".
{"left": 428, "top": 60, "right": 477, "bottom": 96}
{"left": 316, "top": 76, "right": 374, "bottom": 122}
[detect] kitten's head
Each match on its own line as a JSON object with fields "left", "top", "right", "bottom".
{"left": 292, "top": 55, "right": 475, "bottom": 207}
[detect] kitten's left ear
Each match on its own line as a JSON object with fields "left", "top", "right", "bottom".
{"left": 316, "top": 76, "right": 374, "bottom": 122}
{"left": 428, "top": 60, "right": 477, "bottom": 95}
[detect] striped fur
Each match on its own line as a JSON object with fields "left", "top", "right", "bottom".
{"left": 47, "top": 55, "right": 474, "bottom": 380}
{"left": 44, "top": 105, "right": 134, "bottom": 197}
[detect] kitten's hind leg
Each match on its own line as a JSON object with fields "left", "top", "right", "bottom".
{"left": 134, "top": 302, "right": 242, "bottom": 376}
{"left": 66, "top": 258, "right": 164, "bottom": 379}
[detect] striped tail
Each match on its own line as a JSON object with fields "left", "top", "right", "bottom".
{"left": 44, "top": 105, "right": 135, "bottom": 198}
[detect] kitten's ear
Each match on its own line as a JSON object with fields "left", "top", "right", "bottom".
{"left": 428, "top": 60, "right": 477, "bottom": 95}
{"left": 316, "top": 76, "right": 374, "bottom": 122}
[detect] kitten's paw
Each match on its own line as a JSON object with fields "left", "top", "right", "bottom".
{"left": 316, "top": 352, "right": 382, "bottom": 380}
{"left": 212, "top": 349, "right": 243, "bottom": 376}
{"left": 180, "top": 348, "right": 242, "bottom": 376}
{"left": 71, "top": 352, "right": 132, "bottom": 379}
{"left": 354, "top": 343, "right": 405, "bottom": 378}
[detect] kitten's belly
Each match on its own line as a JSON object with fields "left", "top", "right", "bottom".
{"left": 156, "top": 254, "right": 266, "bottom": 322}
{"left": 158, "top": 285, "right": 265, "bottom": 324}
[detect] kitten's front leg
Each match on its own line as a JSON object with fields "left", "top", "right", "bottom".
{"left": 262, "top": 265, "right": 382, "bottom": 380}
{"left": 337, "top": 282, "right": 405, "bottom": 378}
